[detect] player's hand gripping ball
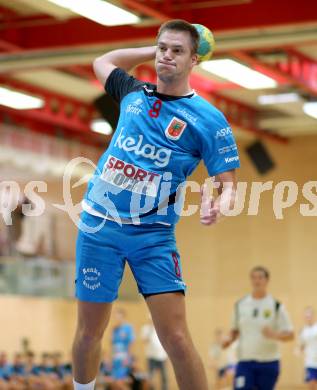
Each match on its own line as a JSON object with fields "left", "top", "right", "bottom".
{"left": 192, "top": 24, "right": 215, "bottom": 62}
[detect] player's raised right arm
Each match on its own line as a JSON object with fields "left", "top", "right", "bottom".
{"left": 93, "top": 46, "right": 157, "bottom": 86}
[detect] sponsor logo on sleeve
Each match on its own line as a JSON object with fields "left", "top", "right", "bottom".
{"left": 225, "top": 156, "right": 240, "bottom": 164}
{"left": 218, "top": 144, "right": 238, "bottom": 154}
{"left": 165, "top": 117, "right": 187, "bottom": 140}
{"left": 176, "top": 108, "right": 198, "bottom": 125}
{"left": 101, "top": 155, "right": 161, "bottom": 197}
{"left": 215, "top": 126, "right": 233, "bottom": 139}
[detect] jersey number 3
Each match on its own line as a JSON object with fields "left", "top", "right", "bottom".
{"left": 149, "top": 99, "right": 162, "bottom": 118}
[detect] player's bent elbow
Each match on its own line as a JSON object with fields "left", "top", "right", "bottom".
{"left": 93, "top": 57, "right": 117, "bottom": 85}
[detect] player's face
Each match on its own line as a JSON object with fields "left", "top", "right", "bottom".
{"left": 113, "top": 309, "right": 125, "bottom": 325}
{"left": 304, "top": 307, "right": 315, "bottom": 325}
{"left": 155, "top": 30, "right": 198, "bottom": 83}
{"left": 250, "top": 271, "right": 269, "bottom": 292}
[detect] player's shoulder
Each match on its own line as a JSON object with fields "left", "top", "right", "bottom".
{"left": 267, "top": 294, "right": 281, "bottom": 305}
{"left": 190, "top": 93, "right": 230, "bottom": 132}
{"left": 235, "top": 294, "right": 250, "bottom": 307}
{"left": 106, "top": 67, "right": 155, "bottom": 101}
{"left": 193, "top": 93, "right": 227, "bottom": 119}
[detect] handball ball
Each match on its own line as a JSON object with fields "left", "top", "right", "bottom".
{"left": 192, "top": 24, "right": 215, "bottom": 62}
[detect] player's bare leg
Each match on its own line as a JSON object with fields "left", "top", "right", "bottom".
{"left": 308, "top": 380, "right": 317, "bottom": 390}
{"left": 72, "top": 301, "right": 112, "bottom": 385}
{"left": 146, "top": 292, "right": 208, "bottom": 390}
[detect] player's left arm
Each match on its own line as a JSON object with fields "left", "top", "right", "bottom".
{"left": 262, "top": 327, "right": 294, "bottom": 341}
{"left": 200, "top": 169, "right": 237, "bottom": 226}
{"left": 262, "top": 305, "right": 295, "bottom": 342}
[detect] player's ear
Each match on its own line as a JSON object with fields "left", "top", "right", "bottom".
{"left": 191, "top": 53, "right": 198, "bottom": 67}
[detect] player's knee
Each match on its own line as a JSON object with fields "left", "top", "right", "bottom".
{"left": 162, "top": 330, "right": 191, "bottom": 357}
{"left": 75, "top": 324, "right": 104, "bottom": 347}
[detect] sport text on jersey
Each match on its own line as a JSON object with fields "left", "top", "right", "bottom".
{"left": 101, "top": 155, "right": 161, "bottom": 197}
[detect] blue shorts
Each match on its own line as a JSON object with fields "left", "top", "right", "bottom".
{"left": 75, "top": 211, "right": 186, "bottom": 302}
{"left": 234, "top": 360, "right": 280, "bottom": 390}
{"left": 305, "top": 367, "right": 317, "bottom": 382}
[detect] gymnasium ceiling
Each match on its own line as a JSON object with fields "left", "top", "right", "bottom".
{"left": 1, "top": 0, "right": 317, "bottom": 147}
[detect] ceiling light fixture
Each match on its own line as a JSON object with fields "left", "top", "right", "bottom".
{"left": 47, "top": 0, "right": 140, "bottom": 26}
{"left": 303, "top": 102, "right": 317, "bottom": 119}
{"left": 258, "top": 93, "right": 300, "bottom": 105}
{"left": 91, "top": 119, "right": 113, "bottom": 135}
{"left": 0, "top": 86, "right": 44, "bottom": 110}
{"left": 201, "top": 59, "right": 277, "bottom": 89}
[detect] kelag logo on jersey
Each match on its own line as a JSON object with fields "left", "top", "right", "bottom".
{"left": 114, "top": 127, "right": 171, "bottom": 168}
{"left": 165, "top": 117, "right": 187, "bottom": 140}
{"left": 101, "top": 155, "right": 161, "bottom": 197}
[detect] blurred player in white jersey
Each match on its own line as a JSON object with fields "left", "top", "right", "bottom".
{"left": 223, "top": 266, "right": 294, "bottom": 390}
{"left": 300, "top": 307, "right": 317, "bottom": 389}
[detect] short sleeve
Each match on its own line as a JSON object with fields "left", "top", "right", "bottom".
{"left": 199, "top": 111, "right": 240, "bottom": 176}
{"left": 277, "top": 305, "right": 293, "bottom": 332}
{"left": 105, "top": 68, "right": 144, "bottom": 103}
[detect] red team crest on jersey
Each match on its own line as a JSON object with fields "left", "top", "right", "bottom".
{"left": 165, "top": 117, "right": 187, "bottom": 140}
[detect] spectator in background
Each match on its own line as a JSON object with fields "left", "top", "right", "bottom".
{"left": 37, "top": 353, "right": 54, "bottom": 375}
{"left": 141, "top": 316, "right": 168, "bottom": 390}
{"left": 111, "top": 308, "right": 135, "bottom": 388}
{"left": 300, "top": 307, "right": 317, "bottom": 389}
{"left": 23, "top": 351, "right": 39, "bottom": 376}
{"left": 208, "top": 328, "right": 236, "bottom": 389}
{"left": 51, "top": 352, "right": 67, "bottom": 380}
{"left": 11, "top": 353, "right": 25, "bottom": 376}
{"left": 98, "top": 351, "right": 112, "bottom": 389}
{"left": 0, "top": 352, "right": 12, "bottom": 381}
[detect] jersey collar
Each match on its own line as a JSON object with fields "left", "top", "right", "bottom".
{"left": 143, "top": 84, "right": 195, "bottom": 101}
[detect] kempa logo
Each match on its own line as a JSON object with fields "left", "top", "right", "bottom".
{"left": 114, "top": 127, "right": 171, "bottom": 168}
{"left": 215, "top": 126, "right": 232, "bottom": 139}
{"left": 225, "top": 156, "right": 239, "bottom": 163}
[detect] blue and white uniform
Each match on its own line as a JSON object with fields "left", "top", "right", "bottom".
{"left": 112, "top": 323, "right": 135, "bottom": 380}
{"left": 232, "top": 294, "right": 293, "bottom": 390}
{"left": 76, "top": 68, "right": 240, "bottom": 302}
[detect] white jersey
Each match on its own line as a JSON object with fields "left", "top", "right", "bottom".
{"left": 232, "top": 294, "right": 293, "bottom": 362}
{"left": 300, "top": 324, "right": 317, "bottom": 368}
{"left": 141, "top": 324, "right": 168, "bottom": 361}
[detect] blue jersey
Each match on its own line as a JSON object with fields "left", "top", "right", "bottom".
{"left": 112, "top": 323, "right": 135, "bottom": 361}
{"left": 85, "top": 68, "right": 240, "bottom": 224}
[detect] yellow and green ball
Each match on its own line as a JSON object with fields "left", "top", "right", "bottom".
{"left": 192, "top": 24, "right": 215, "bottom": 62}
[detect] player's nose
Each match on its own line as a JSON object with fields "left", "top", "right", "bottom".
{"left": 163, "top": 48, "right": 173, "bottom": 60}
